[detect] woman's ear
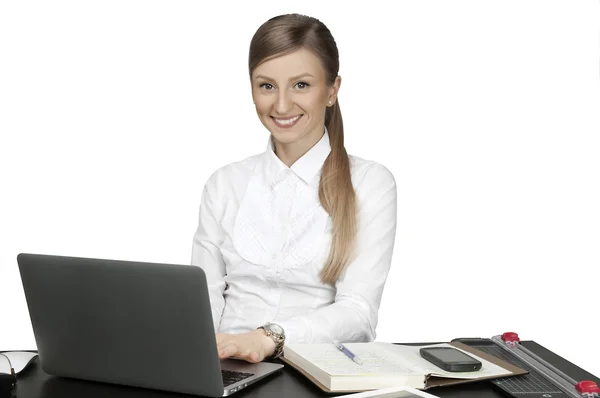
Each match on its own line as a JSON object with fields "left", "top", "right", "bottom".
{"left": 328, "top": 75, "right": 342, "bottom": 105}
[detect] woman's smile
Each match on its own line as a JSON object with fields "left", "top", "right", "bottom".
{"left": 271, "top": 115, "right": 303, "bottom": 128}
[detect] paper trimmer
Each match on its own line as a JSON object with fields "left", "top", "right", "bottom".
{"left": 452, "top": 333, "right": 599, "bottom": 398}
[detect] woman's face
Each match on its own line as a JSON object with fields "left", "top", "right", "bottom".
{"left": 251, "top": 48, "right": 340, "bottom": 148}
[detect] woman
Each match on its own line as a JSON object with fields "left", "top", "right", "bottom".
{"left": 191, "top": 13, "right": 397, "bottom": 363}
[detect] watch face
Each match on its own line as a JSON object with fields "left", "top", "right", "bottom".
{"left": 270, "top": 324, "right": 283, "bottom": 335}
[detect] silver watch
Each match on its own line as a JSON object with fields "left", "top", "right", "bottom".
{"left": 258, "top": 322, "right": 285, "bottom": 358}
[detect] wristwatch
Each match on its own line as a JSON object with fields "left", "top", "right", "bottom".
{"left": 258, "top": 323, "right": 286, "bottom": 358}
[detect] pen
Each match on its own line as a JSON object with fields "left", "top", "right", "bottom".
{"left": 334, "top": 341, "right": 363, "bottom": 365}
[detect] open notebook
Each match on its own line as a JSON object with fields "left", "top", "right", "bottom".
{"left": 282, "top": 342, "right": 527, "bottom": 393}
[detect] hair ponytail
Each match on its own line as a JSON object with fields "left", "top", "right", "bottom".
{"left": 318, "top": 99, "right": 357, "bottom": 284}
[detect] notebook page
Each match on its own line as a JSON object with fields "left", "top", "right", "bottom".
{"left": 335, "top": 385, "right": 441, "bottom": 397}
{"left": 384, "top": 343, "right": 512, "bottom": 379}
{"left": 286, "top": 343, "right": 420, "bottom": 376}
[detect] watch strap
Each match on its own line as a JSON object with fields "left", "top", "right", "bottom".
{"left": 258, "top": 323, "right": 285, "bottom": 358}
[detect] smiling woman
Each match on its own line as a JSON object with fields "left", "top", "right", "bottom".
{"left": 191, "top": 13, "right": 397, "bottom": 364}
{"left": 251, "top": 48, "right": 337, "bottom": 150}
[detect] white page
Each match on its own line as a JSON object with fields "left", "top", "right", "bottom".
{"left": 383, "top": 343, "right": 512, "bottom": 379}
{"left": 0, "top": 351, "right": 38, "bottom": 374}
{"left": 286, "top": 343, "right": 420, "bottom": 376}
{"left": 334, "top": 385, "right": 441, "bottom": 397}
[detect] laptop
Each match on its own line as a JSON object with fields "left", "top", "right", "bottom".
{"left": 17, "top": 253, "right": 283, "bottom": 397}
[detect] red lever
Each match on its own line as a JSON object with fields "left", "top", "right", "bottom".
{"left": 576, "top": 381, "right": 600, "bottom": 396}
{"left": 501, "top": 332, "right": 520, "bottom": 343}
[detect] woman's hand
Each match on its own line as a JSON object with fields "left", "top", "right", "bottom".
{"left": 216, "top": 329, "right": 276, "bottom": 363}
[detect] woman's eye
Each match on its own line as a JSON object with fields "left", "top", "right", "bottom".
{"left": 296, "top": 82, "right": 310, "bottom": 89}
{"left": 260, "top": 83, "right": 274, "bottom": 90}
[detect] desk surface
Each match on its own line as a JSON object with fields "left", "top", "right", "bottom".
{"left": 10, "top": 341, "right": 600, "bottom": 398}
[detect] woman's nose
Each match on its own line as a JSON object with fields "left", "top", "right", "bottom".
{"left": 274, "top": 93, "right": 293, "bottom": 115}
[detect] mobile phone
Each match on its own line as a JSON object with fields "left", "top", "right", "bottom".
{"left": 419, "top": 346, "right": 482, "bottom": 372}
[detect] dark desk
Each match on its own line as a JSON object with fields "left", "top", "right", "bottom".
{"left": 10, "top": 341, "right": 599, "bottom": 398}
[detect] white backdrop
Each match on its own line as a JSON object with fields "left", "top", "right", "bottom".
{"left": 1, "top": 0, "right": 599, "bottom": 379}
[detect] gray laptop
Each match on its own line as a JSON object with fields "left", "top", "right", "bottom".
{"left": 17, "top": 253, "right": 283, "bottom": 397}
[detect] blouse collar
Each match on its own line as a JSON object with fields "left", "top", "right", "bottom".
{"left": 265, "top": 127, "right": 331, "bottom": 185}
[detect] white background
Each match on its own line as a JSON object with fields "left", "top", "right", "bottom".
{"left": 1, "top": 0, "right": 599, "bottom": 379}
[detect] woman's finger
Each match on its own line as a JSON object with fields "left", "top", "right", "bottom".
{"left": 219, "top": 343, "right": 238, "bottom": 359}
{"left": 248, "top": 351, "right": 260, "bottom": 363}
{"left": 216, "top": 334, "right": 234, "bottom": 352}
{"left": 216, "top": 333, "right": 226, "bottom": 344}
{"left": 216, "top": 339, "right": 229, "bottom": 351}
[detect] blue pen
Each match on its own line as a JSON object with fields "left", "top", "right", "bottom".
{"left": 334, "top": 341, "right": 363, "bottom": 365}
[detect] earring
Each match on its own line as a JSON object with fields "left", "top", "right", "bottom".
{"left": 328, "top": 100, "right": 332, "bottom": 105}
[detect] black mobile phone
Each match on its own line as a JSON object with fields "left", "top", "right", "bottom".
{"left": 420, "top": 347, "right": 482, "bottom": 372}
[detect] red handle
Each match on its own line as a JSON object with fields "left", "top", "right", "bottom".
{"left": 576, "top": 380, "right": 600, "bottom": 395}
{"left": 501, "top": 332, "right": 520, "bottom": 343}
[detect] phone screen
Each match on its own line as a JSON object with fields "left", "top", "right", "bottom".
{"left": 426, "top": 348, "right": 477, "bottom": 363}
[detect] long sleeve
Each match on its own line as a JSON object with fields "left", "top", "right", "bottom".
{"left": 191, "top": 177, "right": 227, "bottom": 333}
{"left": 278, "top": 163, "right": 397, "bottom": 343}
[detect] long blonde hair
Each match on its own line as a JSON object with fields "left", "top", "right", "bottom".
{"left": 248, "top": 14, "right": 356, "bottom": 284}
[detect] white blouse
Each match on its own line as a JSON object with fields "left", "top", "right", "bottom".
{"left": 191, "top": 130, "right": 397, "bottom": 344}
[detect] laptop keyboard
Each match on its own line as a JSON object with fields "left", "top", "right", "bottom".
{"left": 221, "top": 370, "right": 254, "bottom": 387}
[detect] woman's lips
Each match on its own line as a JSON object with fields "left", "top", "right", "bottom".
{"left": 272, "top": 115, "right": 302, "bottom": 128}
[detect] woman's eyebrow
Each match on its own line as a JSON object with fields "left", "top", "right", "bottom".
{"left": 254, "top": 73, "right": 314, "bottom": 81}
